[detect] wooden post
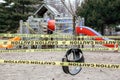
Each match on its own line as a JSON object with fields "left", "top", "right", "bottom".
{"left": 20, "top": 20, "right": 23, "bottom": 34}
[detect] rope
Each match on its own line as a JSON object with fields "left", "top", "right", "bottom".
{"left": 24, "top": 22, "right": 37, "bottom": 34}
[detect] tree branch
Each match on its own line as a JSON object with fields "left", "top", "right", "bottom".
{"left": 60, "top": 0, "right": 74, "bottom": 16}
{"left": 68, "top": 0, "right": 75, "bottom": 15}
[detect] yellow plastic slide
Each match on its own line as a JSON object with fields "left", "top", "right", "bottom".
{"left": 0, "top": 36, "right": 21, "bottom": 49}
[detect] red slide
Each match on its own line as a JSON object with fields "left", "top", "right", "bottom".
{"left": 47, "top": 20, "right": 118, "bottom": 48}
{"left": 75, "top": 26, "right": 118, "bottom": 48}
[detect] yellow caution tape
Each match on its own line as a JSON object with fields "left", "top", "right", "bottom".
{"left": 0, "top": 34, "right": 120, "bottom": 39}
{"left": 10, "top": 40, "right": 120, "bottom": 45}
{"left": 0, "top": 48, "right": 118, "bottom": 53}
{"left": 0, "top": 59, "right": 120, "bottom": 69}
{"left": 0, "top": 41, "right": 11, "bottom": 47}
{"left": 0, "top": 40, "right": 8, "bottom": 44}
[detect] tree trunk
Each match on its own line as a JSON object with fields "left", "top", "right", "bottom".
{"left": 101, "top": 26, "right": 104, "bottom": 35}
{"left": 73, "top": 15, "right": 76, "bottom": 35}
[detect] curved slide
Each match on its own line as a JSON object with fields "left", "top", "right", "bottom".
{"left": 75, "top": 26, "right": 118, "bottom": 48}
{"left": 43, "top": 20, "right": 118, "bottom": 48}
{"left": 0, "top": 36, "right": 21, "bottom": 49}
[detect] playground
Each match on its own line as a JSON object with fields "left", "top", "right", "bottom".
{"left": 0, "top": 14, "right": 119, "bottom": 77}
{"left": 0, "top": 4, "right": 119, "bottom": 50}
{"left": 0, "top": 0, "right": 120, "bottom": 80}
{"left": 0, "top": 16, "right": 119, "bottom": 49}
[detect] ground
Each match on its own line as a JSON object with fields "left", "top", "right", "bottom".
{"left": 0, "top": 51, "right": 120, "bottom": 80}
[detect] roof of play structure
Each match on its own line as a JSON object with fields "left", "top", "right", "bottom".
{"left": 34, "top": 4, "right": 60, "bottom": 16}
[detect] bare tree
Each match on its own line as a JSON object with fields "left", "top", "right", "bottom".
{"left": 61, "top": 0, "right": 81, "bottom": 35}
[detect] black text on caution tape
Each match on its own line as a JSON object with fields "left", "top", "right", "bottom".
{"left": 0, "top": 60, "right": 120, "bottom": 69}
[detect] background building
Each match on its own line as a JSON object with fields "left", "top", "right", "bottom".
{"left": 44, "top": 0, "right": 74, "bottom": 17}
{"left": 44, "top": 0, "right": 83, "bottom": 17}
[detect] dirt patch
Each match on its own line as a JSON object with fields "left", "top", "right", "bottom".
{"left": 0, "top": 51, "right": 120, "bottom": 80}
